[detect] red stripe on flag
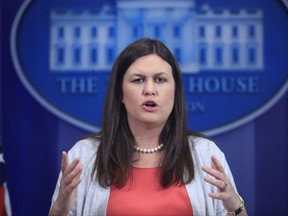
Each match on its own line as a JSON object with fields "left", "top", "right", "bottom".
{"left": 0, "top": 186, "right": 7, "bottom": 216}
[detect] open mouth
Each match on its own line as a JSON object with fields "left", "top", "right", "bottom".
{"left": 143, "top": 101, "right": 158, "bottom": 107}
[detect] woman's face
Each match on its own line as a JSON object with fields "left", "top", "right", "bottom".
{"left": 122, "top": 54, "right": 175, "bottom": 128}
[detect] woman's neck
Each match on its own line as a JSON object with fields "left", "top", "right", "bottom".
{"left": 128, "top": 120, "right": 166, "bottom": 168}
{"left": 129, "top": 121, "right": 164, "bottom": 148}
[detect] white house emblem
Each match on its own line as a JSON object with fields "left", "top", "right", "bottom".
{"left": 11, "top": 0, "right": 288, "bottom": 135}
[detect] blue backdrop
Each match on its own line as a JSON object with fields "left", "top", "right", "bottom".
{"left": 1, "top": 0, "right": 288, "bottom": 215}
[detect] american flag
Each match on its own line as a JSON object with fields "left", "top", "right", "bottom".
{"left": 0, "top": 145, "right": 11, "bottom": 216}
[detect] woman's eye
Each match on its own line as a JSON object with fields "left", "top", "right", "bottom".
{"left": 155, "top": 77, "right": 166, "bottom": 83}
{"left": 132, "top": 78, "right": 144, "bottom": 83}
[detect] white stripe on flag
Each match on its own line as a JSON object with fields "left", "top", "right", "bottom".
{"left": 4, "top": 183, "right": 11, "bottom": 216}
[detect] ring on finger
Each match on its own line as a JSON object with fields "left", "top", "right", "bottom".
{"left": 222, "top": 182, "right": 228, "bottom": 190}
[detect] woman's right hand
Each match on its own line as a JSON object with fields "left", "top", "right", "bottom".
{"left": 49, "top": 151, "right": 83, "bottom": 216}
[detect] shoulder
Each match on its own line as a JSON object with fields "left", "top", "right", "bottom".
{"left": 188, "top": 135, "right": 225, "bottom": 164}
{"left": 67, "top": 138, "right": 100, "bottom": 165}
{"left": 188, "top": 135, "right": 220, "bottom": 153}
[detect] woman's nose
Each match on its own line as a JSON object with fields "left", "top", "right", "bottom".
{"left": 143, "top": 80, "right": 157, "bottom": 96}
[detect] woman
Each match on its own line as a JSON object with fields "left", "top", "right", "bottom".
{"left": 49, "top": 38, "right": 247, "bottom": 216}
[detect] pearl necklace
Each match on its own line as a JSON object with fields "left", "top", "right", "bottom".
{"left": 133, "top": 143, "right": 164, "bottom": 154}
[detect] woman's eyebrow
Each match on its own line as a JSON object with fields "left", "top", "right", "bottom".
{"left": 130, "top": 73, "right": 145, "bottom": 77}
{"left": 153, "top": 72, "right": 168, "bottom": 76}
{"left": 130, "top": 72, "right": 168, "bottom": 77}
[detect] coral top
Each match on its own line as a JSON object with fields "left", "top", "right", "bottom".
{"left": 107, "top": 166, "right": 193, "bottom": 216}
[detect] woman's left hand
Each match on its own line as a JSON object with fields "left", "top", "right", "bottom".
{"left": 202, "top": 155, "right": 241, "bottom": 212}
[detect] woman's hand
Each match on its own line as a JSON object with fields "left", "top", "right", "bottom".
{"left": 202, "top": 155, "right": 247, "bottom": 215}
{"left": 49, "top": 151, "right": 83, "bottom": 216}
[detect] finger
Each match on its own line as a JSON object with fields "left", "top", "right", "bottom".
{"left": 208, "top": 191, "right": 228, "bottom": 201}
{"left": 64, "top": 161, "right": 83, "bottom": 185}
{"left": 202, "top": 165, "right": 225, "bottom": 180}
{"left": 211, "top": 155, "right": 225, "bottom": 173}
{"left": 63, "top": 157, "right": 81, "bottom": 176}
{"left": 204, "top": 176, "right": 227, "bottom": 191}
{"left": 65, "top": 172, "right": 82, "bottom": 192}
{"left": 61, "top": 151, "right": 68, "bottom": 174}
